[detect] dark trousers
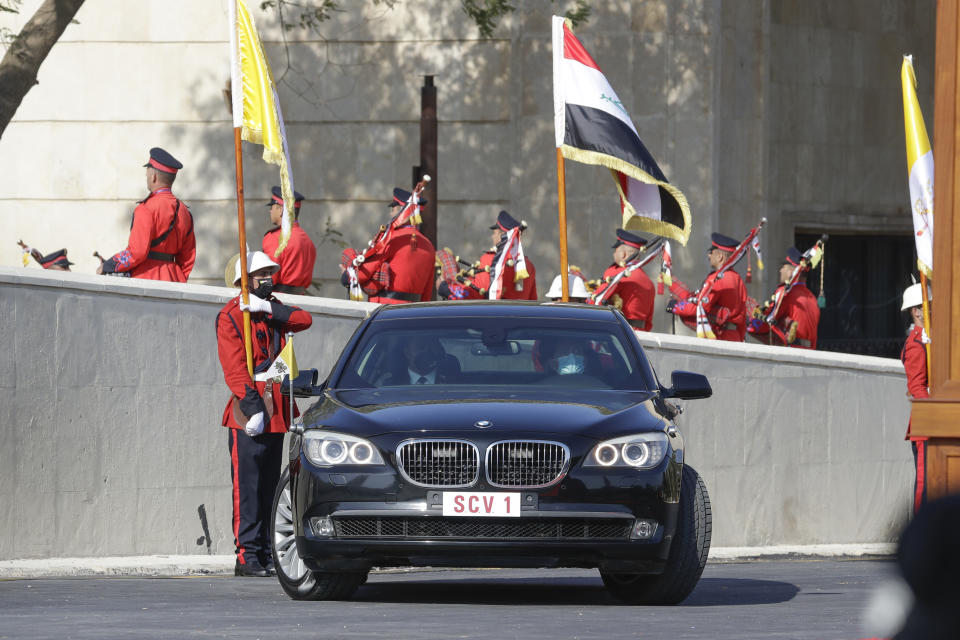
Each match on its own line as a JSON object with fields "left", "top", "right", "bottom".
{"left": 912, "top": 439, "right": 928, "bottom": 515}
{"left": 228, "top": 428, "right": 284, "bottom": 565}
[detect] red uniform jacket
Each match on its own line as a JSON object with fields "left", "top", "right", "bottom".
{"left": 599, "top": 264, "right": 655, "bottom": 331}
{"left": 216, "top": 296, "right": 313, "bottom": 433}
{"left": 105, "top": 189, "right": 195, "bottom": 282}
{"left": 748, "top": 283, "right": 820, "bottom": 348}
{"left": 454, "top": 252, "right": 538, "bottom": 300}
{"left": 262, "top": 222, "right": 316, "bottom": 289}
{"left": 901, "top": 324, "right": 929, "bottom": 439}
{"left": 674, "top": 270, "right": 747, "bottom": 341}
{"left": 356, "top": 226, "right": 435, "bottom": 304}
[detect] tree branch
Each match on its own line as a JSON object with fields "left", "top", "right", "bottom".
{"left": 0, "top": 0, "right": 85, "bottom": 138}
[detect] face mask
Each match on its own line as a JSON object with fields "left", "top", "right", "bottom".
{"left": 557, "top": 353, "right": 584, "bottom": 375}
{"left": 252, "top": 278, "right": 273, "bottom": 299}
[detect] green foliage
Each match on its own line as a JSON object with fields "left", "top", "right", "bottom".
{"left": 0, "top": 0, "right": 22, "bottom": 47}
{"left": 316, "top": 216, "right": 347, "bottom": 250}
{"left": 461, "top": 0, "right": 590, "bottom": 38}
{"left": 260, "top": 0, "right": 588, "bottom": 39}
{"left": 460, "top": 0, "right": 514, "bottom": 39}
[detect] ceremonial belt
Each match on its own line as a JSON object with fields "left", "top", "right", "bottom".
{"left": 147, "top": 251, "right": 175, "bottom": 262}
{"left": 274, "top": 284, "right": 308, "bottom": 295}
{"left": 379, "top": 291, "right": 419, "bottom": 302}
{"left": 792, "top": 339, "right": 812, "bottom": 348}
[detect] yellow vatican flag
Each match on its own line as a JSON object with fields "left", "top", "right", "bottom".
{"left": 229, "top": 0, "right": 295, "bottom": 257}
{"left": 901, "top": 55, "right": 934, "bottom": 277}
{"left": 255, "top": 336, "right": 299, "bottom": 383}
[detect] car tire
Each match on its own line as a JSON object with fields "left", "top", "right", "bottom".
{"left": 601, "top": 463, "right": 712, "bottom": 605}
{"left": 271, "top": 467, "right": 368, "bottom": 601}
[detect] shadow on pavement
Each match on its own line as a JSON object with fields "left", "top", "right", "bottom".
{"left": 682, "top": 578, "right": 801, "bottom": 606}
{"left": 352, "top": 574, "right": 799, "bottom": 607}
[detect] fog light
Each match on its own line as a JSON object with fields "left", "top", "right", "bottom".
{"left": 310, "top": 516, "right": 335, "bottom": 537}
{"left": 631, "top": 519, "right": 657, "bottom": 540}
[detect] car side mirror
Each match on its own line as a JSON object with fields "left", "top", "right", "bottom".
{"left": 661, "top": 370, "right": 712, "bottom": 400}
{"left": 280, "top": 369, "right": 326, "bottom": 397}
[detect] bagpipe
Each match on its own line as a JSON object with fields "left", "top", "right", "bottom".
{"left": 94, "top": 250, "right": 131, "bottom": 277}
{"left": 752, "top": 235, "right": 827, "bottom": 331}
{"left": 340, "top": 175, "right": 431, "bottom": 300}
{"left": 435, "top": 248, "right": 488, "bottom": 298}
{"left": 668, "top": 218, "right": 766, "bottom": 339}
{"left": 588, "top": 237, "right": 667, "bottom": 306}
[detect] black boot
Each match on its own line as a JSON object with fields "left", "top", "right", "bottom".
{"left": 235, "top": 558, "right": 270, "bottom": 577}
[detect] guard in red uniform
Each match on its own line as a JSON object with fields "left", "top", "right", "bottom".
{"left": 216, "top": 251, "right": 313, "bottom": 576}
{"left": 900, "top": 282, "right": 930, "bottom": 514}
{"left": 438, "top": 211, "right": 537, "bottom": 300}
{"left": 667, "top": 232, "right": 747, "bottom": 341}
{"left": 340, "top": 188, "right": 435, "bottom": 303}
{"left": 596, "top": 229, "right": 656, "bottom": 331}
{"left": 99, "top": 148, "right": 195, "bottom": 282}
{"left": 747, "top": 247, "right": 820, "bottom": 348}
{"left": 262, "top": 186, "right": 316, "bottom": 295}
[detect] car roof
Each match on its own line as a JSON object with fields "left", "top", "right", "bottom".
{"left": 370, "top": 301, "right": 622, "bottom": 322}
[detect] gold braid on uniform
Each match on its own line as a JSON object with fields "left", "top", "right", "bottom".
{"left": 785, "top": 320, "right": 798, "bottom": 345}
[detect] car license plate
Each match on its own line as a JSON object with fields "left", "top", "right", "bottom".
{"left": 442, "top": 492, "right": 521, "bottom": 517}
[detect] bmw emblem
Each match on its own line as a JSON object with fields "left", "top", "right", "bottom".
{"left": 474, "top": 420, "right": 492, "bottom": 429}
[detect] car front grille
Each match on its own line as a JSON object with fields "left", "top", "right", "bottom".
{"left": 397, "top": 439, "right": 479, "bottom": 488}
{"left": 486, "top": 441, "right": 570, "bottom": 488}
{"left": 333, "top": 517, "right": 631, "bottom": 540}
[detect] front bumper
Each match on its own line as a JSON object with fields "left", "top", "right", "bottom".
{"left": 291, "top": 449, "right": 682, "bottom": 574}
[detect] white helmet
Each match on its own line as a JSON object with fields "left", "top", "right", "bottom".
{"left": 232, "top": 250, "right": 279, "bottom": 286}
{"left": 546, "top": 274, "right": 590, "bottom": 300}
{"left": 901, "top": 282, "right": 930, "bottom": 311}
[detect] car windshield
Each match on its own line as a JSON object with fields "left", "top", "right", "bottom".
{"left": 334, "top": 317, "right": 655, "bottom": 391}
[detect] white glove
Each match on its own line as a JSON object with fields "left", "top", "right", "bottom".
{"left": 240, "top": 293, "right": 272, "bottom": 315}
{"left": 244, "top": 411, "right": 265, "bottom": 437}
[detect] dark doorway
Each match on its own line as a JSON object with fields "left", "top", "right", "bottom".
{"left": 795, "top": 232, "right": 915, "bottom": 359}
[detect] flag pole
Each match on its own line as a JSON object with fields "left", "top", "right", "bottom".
{"left": 287, "top": 332, "right": 294, "bottom": 430}
{"left": 920, "top": 271, "right": 932, "bottom": 380}
{"left": 234, "top": 126, "right": 254, "bottom": 378}
{"left": 556, "top": 148, "right": 570, "bottom": 302}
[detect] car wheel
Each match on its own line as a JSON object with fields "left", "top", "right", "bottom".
{"left": 601, "top": 464, "right": 712, "bottom": 605}
{"left": 271, "top": 467, "right": 367, "bottom": 601}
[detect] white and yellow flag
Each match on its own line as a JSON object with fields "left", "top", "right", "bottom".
{"left": 255, "top": 337, "right": 299, "bottom": 382}
{"left": 229, "top": 0, "right": 296, "bottom": 257}
{"left": 901, "top": 55, "right": 934, "bottom": 277}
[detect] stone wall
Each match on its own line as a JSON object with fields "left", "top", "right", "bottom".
{"left": 0, "top": 268, "right": 912, "bottom": 560}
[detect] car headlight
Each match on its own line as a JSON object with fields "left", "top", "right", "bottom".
{"left": 583, "top": 433, "right": 669, "bottom": 469}
{"left": 303, "top": 430, "right": 384, "bottom": 467}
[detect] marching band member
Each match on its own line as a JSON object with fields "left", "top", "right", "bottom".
{"left": 98, "top": 147, "right": 195, "bottom": 282}
{"left": 666, "top": 232, "right": 748, "bottom": 341}
{"left": 262, "top": 186, "right": 316, "bottom": 295}
{"left": 747, "top": 247, "right": 820, "bottom": 348}
{"left": 341, "top": 186, "right": 435, "bottom": 304}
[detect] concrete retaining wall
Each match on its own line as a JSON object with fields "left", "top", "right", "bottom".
{"left": 0, "top": 267, "right": 912, "bottom": 560}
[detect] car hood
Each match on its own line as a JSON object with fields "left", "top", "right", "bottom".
{"left": 300, "top": 387, "right": 666, "bottom": 440}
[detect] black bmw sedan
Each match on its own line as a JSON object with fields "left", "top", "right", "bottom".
{"left": 272, "top": 302, "right": 712, "bottom": 604}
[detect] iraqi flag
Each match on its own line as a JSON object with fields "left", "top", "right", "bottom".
{"left": 552, "top": 16, "right": 692, "bottom": 246}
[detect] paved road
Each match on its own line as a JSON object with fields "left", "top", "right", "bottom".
{"left": 0, "top": 559, "right": 900, "bottom": 639}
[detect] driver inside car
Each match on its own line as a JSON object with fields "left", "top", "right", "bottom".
{"left": 378, "top": 336, "right": 459, "bottom": 385}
